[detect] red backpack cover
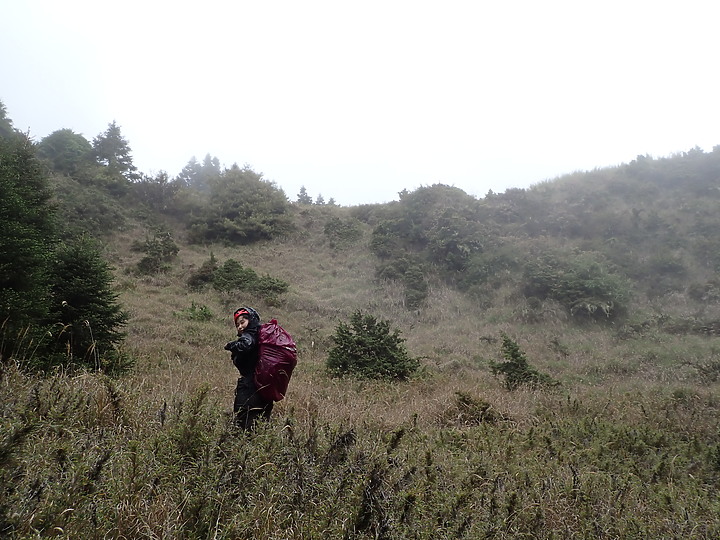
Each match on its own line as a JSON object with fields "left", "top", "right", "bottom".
{"left": 255, "top": 319, "right": 298, "bottom": 402}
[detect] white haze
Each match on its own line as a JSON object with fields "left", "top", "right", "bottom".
{"left": 2, "top": 0, "right": 719, "bottom": 205}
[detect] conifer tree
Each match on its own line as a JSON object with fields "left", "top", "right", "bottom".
{"left": 47, "top": 236, "right": 129, "bottom": 368}
{"left": 297, "top": 186, "right": 313, "bottom": 204}
{"left": 0, "top": 100, "right": 15, "bottom": 138}
{"left": 0, "top": 134, "right": 55, "bottom": 359}
{"left": 92, "top": 121, "right": 138, "bottom": 180}
{"left": 37, "top": 129, "right": 93, "bottom": 175}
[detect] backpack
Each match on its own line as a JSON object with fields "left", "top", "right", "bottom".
{"left": 254, "top": 319, "right": 297, "bottom": 402}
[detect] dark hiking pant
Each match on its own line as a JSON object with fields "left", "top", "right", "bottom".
{"left": 234, "top": 376, "right": 273, "bottom": 430}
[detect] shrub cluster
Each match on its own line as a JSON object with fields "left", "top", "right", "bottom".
{"left": 327, "top": 310, "right": 419, "bottom": 380}
{"left": 187, "top": 256, "right": 289, "bottom": 303}
{"left": 489, "top": 333, "right": 557, "bottom": 391}
{"left": 132, "top": 231, "right": 179, "bottom": 274}
{"left": 523, "top": 252, "right": 631, "bottom": 321}
{"left": 323, "top": 216, "right": 363, "bottom": 248}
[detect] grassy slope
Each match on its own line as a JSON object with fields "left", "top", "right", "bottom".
{"left": 2, "top": 194, "right": 720, "bottom": 537}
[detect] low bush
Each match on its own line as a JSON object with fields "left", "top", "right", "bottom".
{"left": 489, "top": 333, "right": 558, "bottom": 391}
{"left": 327, "top": 310, "right": 419, "bottom": 380}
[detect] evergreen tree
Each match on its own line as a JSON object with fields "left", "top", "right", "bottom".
{"left": 47, "top": 236, "right": 129, "bottom": 369}
{"left": 190, "top": 165, "right": 294, "bottom": 244}
{"left": 315, "top": 193, "right": 325, "bottom": 205}
{"left": 297, "top": 186, "right": 313, "bottom": 204}
{"left": 0, "top": 134, "right": 55, "bottom": 359}
{"left": 176, "top": 154, "right": 221, "bottom": 192}
{"left": 92, "top": 121, "right": 139, "bottom": 180}
{"left": 0, "top": 110, "right": 130, "bottom": 370}
{"left": 176, "top": 156, "right": 201, "bottom": 186}
{"left": 37, "top": 129, "right": 93, "bottom": 175}
{"left": 0, "top": 100, "right": 16, "bottom": 139}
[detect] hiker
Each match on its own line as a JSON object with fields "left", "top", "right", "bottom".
{"left": 224, "top": 306, "right": 273, "bottom": 429}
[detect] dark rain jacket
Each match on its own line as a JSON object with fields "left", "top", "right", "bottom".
{"left": 224, "top": 311, "right": 261, "bottom": 377}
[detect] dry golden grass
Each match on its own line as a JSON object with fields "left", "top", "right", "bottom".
{"left": 3, "top": 212, "right": 719, "bottom": 537}
{"left": 110, "top": 210, "right": 720, "bottom": 442}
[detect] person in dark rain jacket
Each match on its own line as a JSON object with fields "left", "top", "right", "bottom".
{"left": 224, "top": 306, "right": 273, "bottom": 429}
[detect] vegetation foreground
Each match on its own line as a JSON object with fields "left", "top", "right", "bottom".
{"left": 2, "top": 354, "right": 720, "bottom": 539}
{"left": 2, "top": 100, "right": 720, "bottom": 538}
{"left": 2, "top": 240, "right": 720, "bottom": 538}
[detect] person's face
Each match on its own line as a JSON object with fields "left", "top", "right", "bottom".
{"left": 235, "top": 315, "right": 249, "bottom": 332}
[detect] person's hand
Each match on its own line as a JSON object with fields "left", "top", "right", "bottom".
{"left": 224, "top": 341, "right": 235, "bottom": 351}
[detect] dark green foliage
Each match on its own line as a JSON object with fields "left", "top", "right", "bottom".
{"left": 252, "top": 274, "right": 290, "bottom": 301}
{"left": 369, "top": 185, "right": 491, "bottom": 309}
{"left": 188, "top": 257, "right": 289, "bottom": 302}
{"left": 323, "top": 216, "right": 363, "bottom": 247}
{"left": 50, "top": 173, "right": 126, "bottom": 238}
{"left": 523, "top": 252, "right": 631, "bottom": 321}
{"left": 0, "top": 100, "right": 15, "bottom": 138}
{"left": 376, "top": 256, "right": 428, "bottom": 309}
{"left": 369, "top": 220, "right": 403, "bottom": 259}
{"left": 327, "top": 310, "right": 419, "bottom": 380}
{"left": 186, "top": 252, "right": 218, "bottom": 290}
{"left": 92, "top": 121, "right": 139, "bottom": 181}
{"left": 130, "top": 171, "right": 181, "bottom": 212}
{"left": 0, "top": 135, "right": 55, "bottom": 358}
{"left": 212, "top": 259, "right": 261, "bottom": 292}
{"left": 175, "top": 302, "right": 214, "bottom": 322}
{"left": 401, "top": 265, "right": 428, "bottom": 309}
{"left": 0, "top": 119, "right": 130, "bottom": 371}
{"left": 133, "top": 231, "right": 179, "bottom": 274}
{"left": 490, "top": 334, "right": 557, "bottom": 391}
{"left": 189, "top": 165, "right": 294, "bottom": 244}
{"left": 36, "top": 129, "right": 93, "bottom": 175}
{"left": 45, "top": 237, "right": 129, "bottom": 370}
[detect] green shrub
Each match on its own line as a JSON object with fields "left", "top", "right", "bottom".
{"left": 188, "top": 257, "right": 289, "bottom": 303}
{"left": 175, "top": 302, "right": 214, "bottom": 322}
{"left": 186, "top": 252, "right": 218, "bottom": 290}
{"left": 523, "top": 252, "right": 631, "bottom": 321}
{"left": 324, "top": 216, "right": 363, "bottom": 247}
{"left": 327, "top": 311, "right": 419, "bottom": 380}
{"left": 133, "top": 231, "right": 179, "bottom": 274}
{"left": 489, "top": 334, "right": 557, "bottom": 391}
{"left": 212, "top": 259, "right": 258, "bottom": 292}
{"left": 189, "top": 165, "right": 294, "bottom": 244}
{"left": 376, "top": 257, "right": 428, "bottom": 309}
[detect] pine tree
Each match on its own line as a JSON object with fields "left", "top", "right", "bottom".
{"left": 297, "top": 186, "right": 313, "bottom": 204}
{"left": 0, "top": 100, "right": 16, "bottom": 139}
{"left": 47, "top": 236, "right": 129, "bottom": 369}
{"left": 0, "top": 134, "right": 55, "bottom": 359}
{"left": 92, "top": 121, "right": 139, "bottom": 180}
{"left": 37, "top": 129, "right": 93, "bottom": 175}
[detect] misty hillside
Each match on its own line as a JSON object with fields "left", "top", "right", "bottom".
{"left": 2, "top": 101, "right": 720, "bottom": 538}
{"left": 3, "top": 99, "right": 720, "bottom": 367}
{"left": 85, "top": 142, "right": 720, "bottom": 336}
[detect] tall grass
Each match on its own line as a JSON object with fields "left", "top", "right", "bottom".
{"left": 2, "top": 209, "right": 719, "bottom": 538}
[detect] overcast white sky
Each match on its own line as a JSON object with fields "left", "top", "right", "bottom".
{"left": 3, "top": 1, "right": 719, "bottom": 206}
